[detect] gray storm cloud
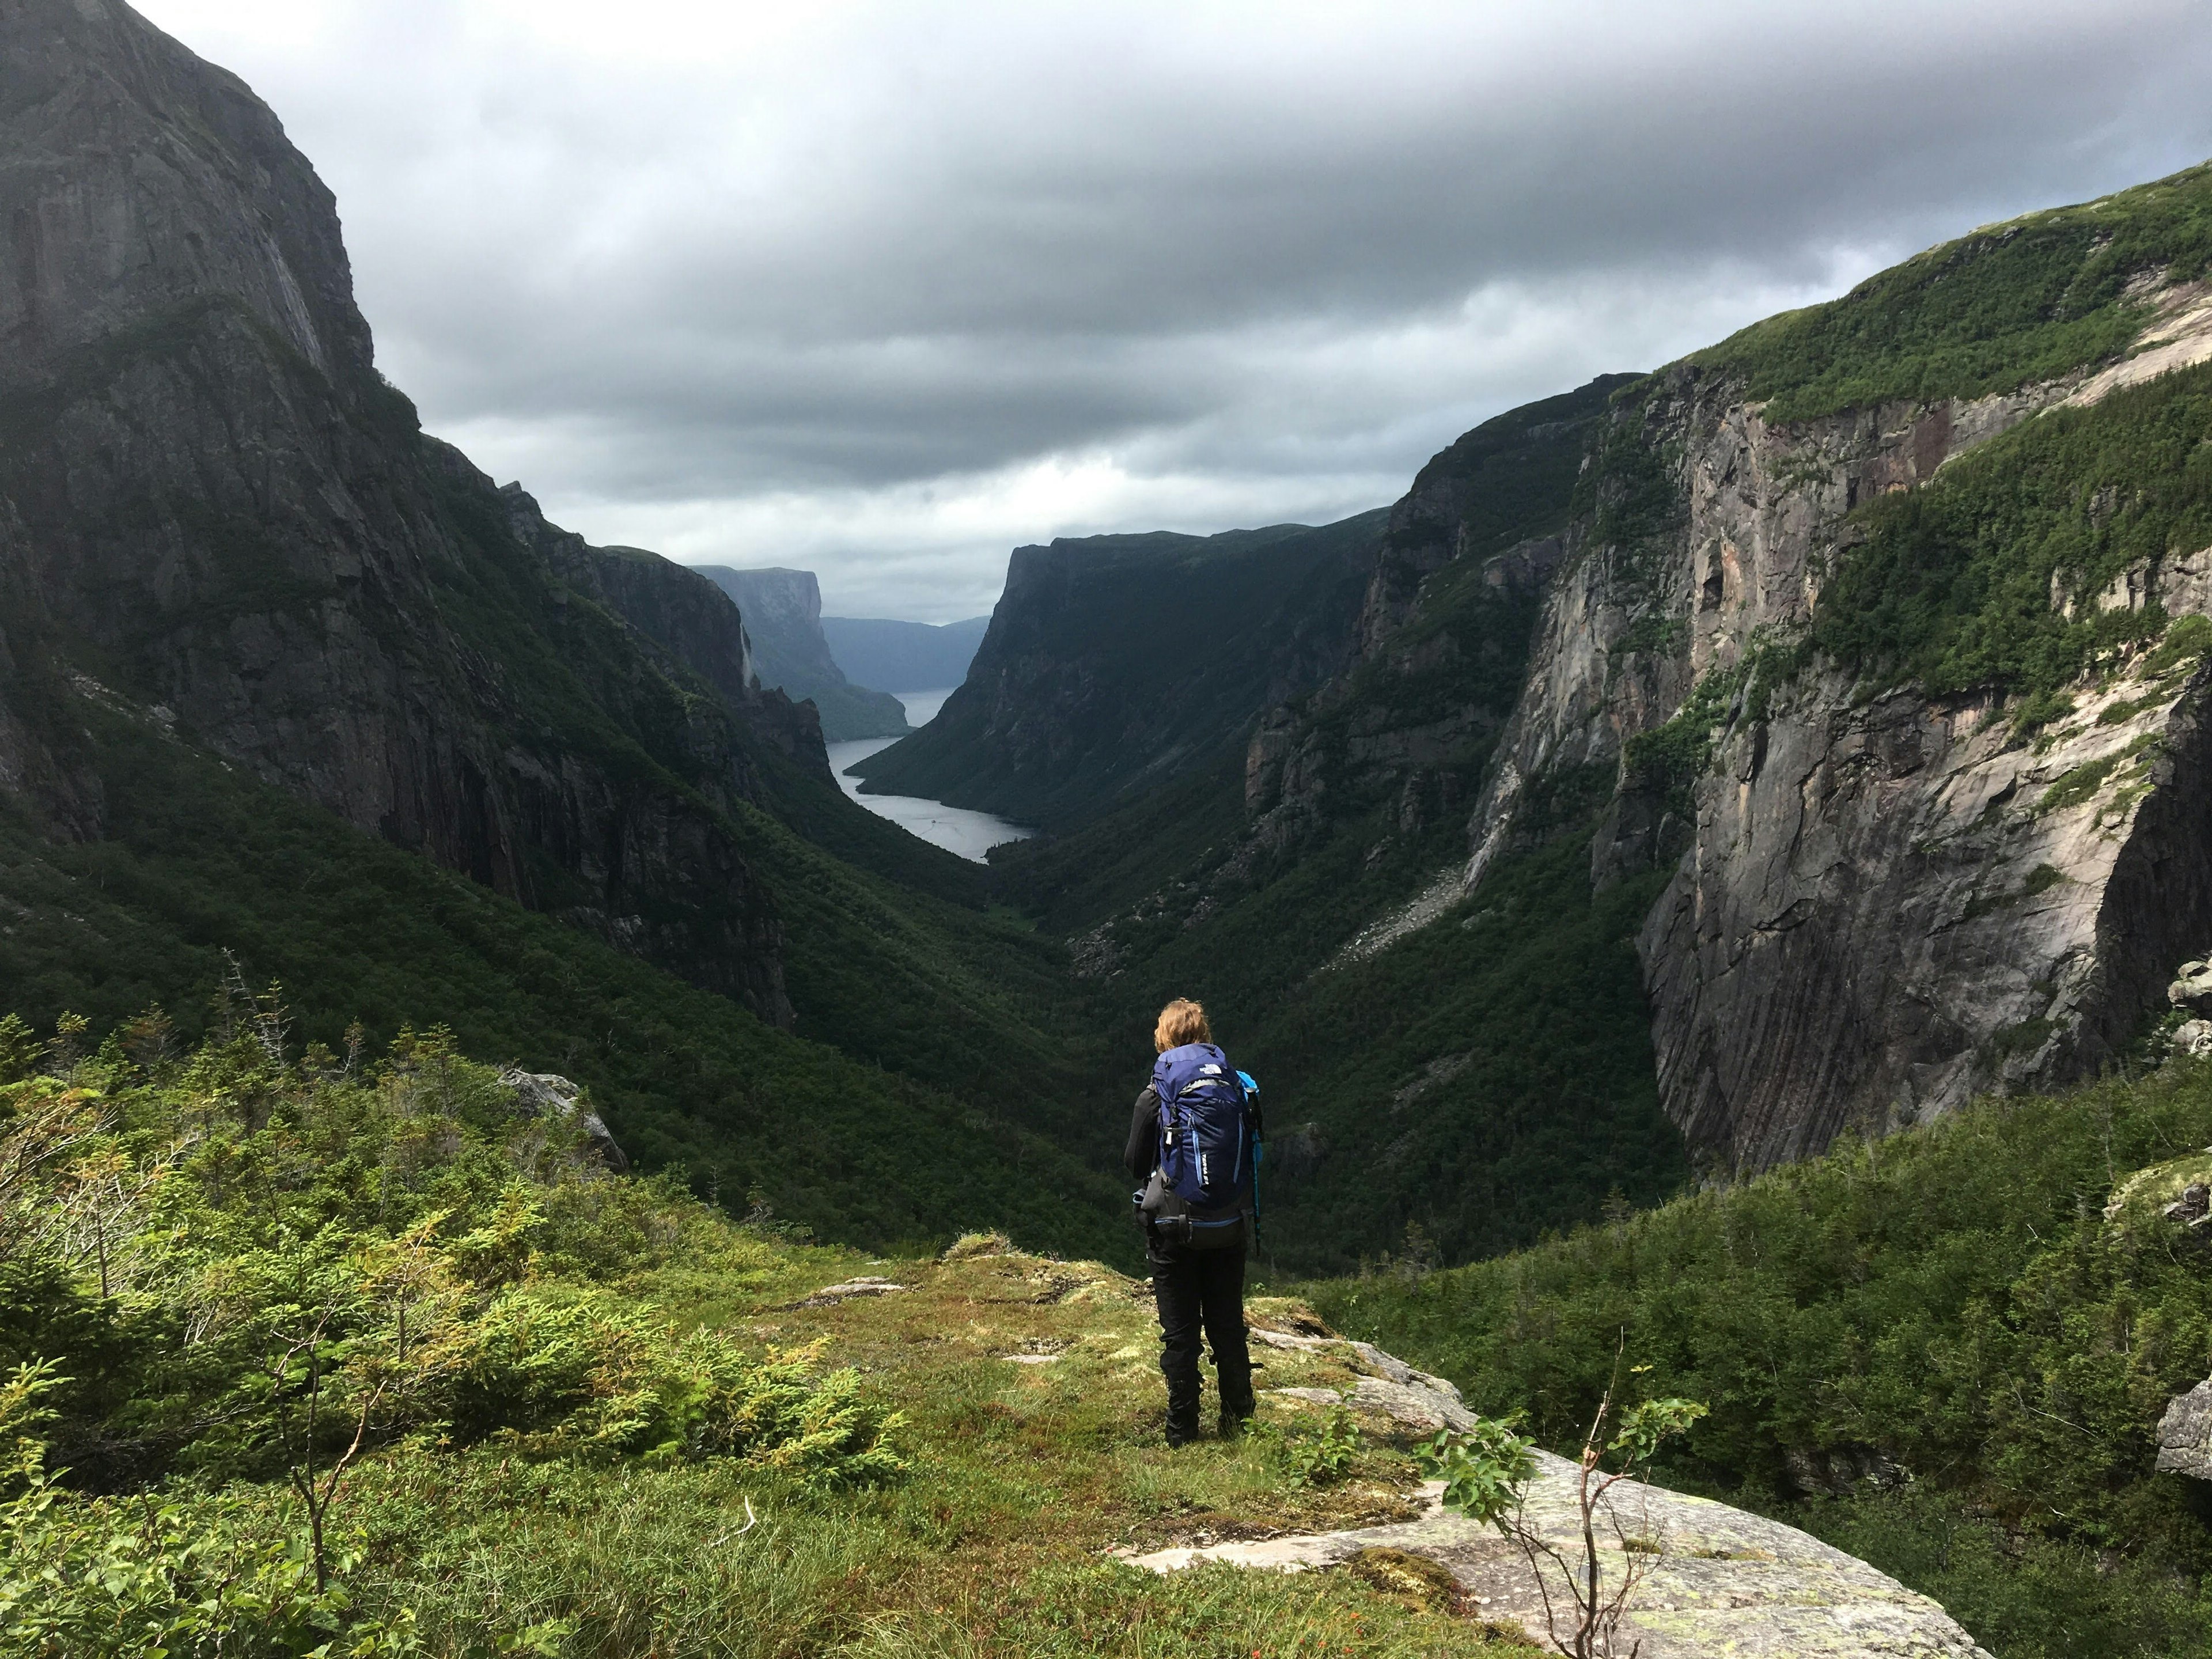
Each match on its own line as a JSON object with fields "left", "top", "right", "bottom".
{"left": 135, "top": 0, "right": 2212, "bottom": 618}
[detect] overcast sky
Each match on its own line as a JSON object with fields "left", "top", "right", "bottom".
{"left": 137, "top": 1, "right": 2212, "bottom": 621}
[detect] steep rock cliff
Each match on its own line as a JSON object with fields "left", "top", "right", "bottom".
{"left": 695, "top": 566, "right": 910, "bottom": 741}
{"left": 0, "top": 0, "right": 796, "bottom": 1023}
{"left": 854, "top": 515, "right": 1380, "bottom": 828}
{"left": 1244, "top": 378, "right": 1633, "bottom": 863}
{"left": 1437, "top": 166, "right": 2212, "bottom": 1171}
{"left": 499, "top": 485, "right": 832, "bottom": 778}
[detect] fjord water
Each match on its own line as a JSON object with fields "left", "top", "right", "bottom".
{"left": 824, "top": 688, "right": 1036, "bottom": 862}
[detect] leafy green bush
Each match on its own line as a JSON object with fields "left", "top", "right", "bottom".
{"left": 1420, "top": 1418, "right": 1537, "bottom": 1524}
{"left": 1, "top": 1463, "right": 415, "bottom": 1659}
{"left": 1281, "top": 1404, "right": 1363, "bottom": 1488}
{"left": 0, "top": 1017, "right": 907, "bottom": 1492}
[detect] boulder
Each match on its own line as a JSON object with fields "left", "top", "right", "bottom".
{"left": 498, "top": 1069, "right": 630, "bottom": 1172}
{"left": 2172, "top": 960, "right": 2212, "bottom": 1016}
{"left": 1134, "top": 1462, "right": 1993, "bottom": 1657}
{"left": 1291, "top": 1377, "right": 1475, "bottom": 1433}
{"left": 2164, "top": 1183, "right": 2211, "bottom": 1227}
{"left": 2156, "top": 1380, "right": 2212, "bottom": 1481}
{"left": 2173, "top": 1019, "right": 2212, "bottom": 1058}
{"left": 1252, "top": 1325, "right": 1478, "bottom": 1432}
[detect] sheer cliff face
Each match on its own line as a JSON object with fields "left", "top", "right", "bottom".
{"left": 0, "top": 0, "right": 368, "bottom": 387}
{"left": 693, "top": 566, "right": 911, "bottom": 742}
{"left": 1466, "top": 324, "right": 2212, "bottom": 1171}
{"left": 855, "top": 517, "right": 1378, "bottom": 828}
{"left": 498, "top": 487, "right": 832, "bottom": 779}
{"left": 1244, "top": 379, "right": 1628, "bottom": 854}
{"left": 0, "top": 0, "right": 793, "bottom": 1024}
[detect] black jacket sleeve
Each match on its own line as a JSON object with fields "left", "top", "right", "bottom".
{"left": 1124, "top": 1086, "right": 1161, "bottom": 1184}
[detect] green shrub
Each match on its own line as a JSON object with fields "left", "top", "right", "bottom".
{"left": 1281, "top": 1405, "right": 1362, "bottom": 1488}
{"left": 0, "top": 1019, "right": 908, "bottom": 1492}
{"left": 0, "top": 1459, "right": 414, "bottom": 1658}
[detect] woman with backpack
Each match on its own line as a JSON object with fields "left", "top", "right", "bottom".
{"left": 1124, "top": 998, "right": 1259, "bottom": 1447}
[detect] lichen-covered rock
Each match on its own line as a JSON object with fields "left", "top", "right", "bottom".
{"left": 1181, "top": 1331, "right": 1993, "bottom": 1654}
{"left": 1139, "top": 1460, "right": 1992, "bottom": 1657}
{"left": 499, "top": 1069, "right": 630, "bottom": 1173}
{"left": 2157, "top": 1380, "right": 2212, "bottom": 1480}
{"left": 783, "top": 1275, "right": 908, "bottom": 1309}
{"left": 1271, "top": 1377, "right": 1476, "bottom": 1433}
{"left": 2171, "top": 960, "right": 2212, "bottom": 1015}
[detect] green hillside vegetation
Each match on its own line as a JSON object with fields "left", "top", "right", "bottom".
{"left": 1695, "top": 160, "right": 2212, "bottom": 422}
{"left": 421, "top": 454, "right": 993, "bottom": 915}
{"left": 988, "top": 751, "right": 1250, "bottom": 937}
{"left": 1809, "top": 358, "right": 2212, "bottom": 707}
{"left": 852, "top": 514, "right": 1382, "bottom": 829}
{"left": 0, "top": 707, "right": 1127, "bottom": 1261}
{"left": 1312, "top": 1058, "right": 2212, "bottom": 1659}
{"left": 993, "top": 740, "right": 1683, "bottom": 1283}
{"left": 0, "top": 1021, "right": 1525, "bottom": 1657}
{"left": 1050, "top": 815, "right": 1687, "bottom": 1278}
{"left": 990, "top": 379, "right": 1681, "bottom": 1274}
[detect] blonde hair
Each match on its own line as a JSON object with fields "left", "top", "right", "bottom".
{"left": 1153, "top": 998, "right": 1211, "bottom": 1052}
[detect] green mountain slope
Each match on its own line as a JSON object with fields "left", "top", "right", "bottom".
{"left": 1696, "top": 160, "right": 2212, "bottom": 421}
{"left": 0, "top": 703, "right": 1125, "bottom": 1259}
{"left": 1313, "top": 1056, "right": 2212, "bottom": 1659}
{"left": 850, "top": 513, "right": 1382, "bottom": 828}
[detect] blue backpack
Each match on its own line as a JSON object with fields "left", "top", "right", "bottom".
{"left": 1149, "top": 1044, "right": 1254, "bottom": 1246}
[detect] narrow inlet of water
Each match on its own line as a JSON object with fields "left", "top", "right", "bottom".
{"left": 823, "top": 687, "right": 1036, "bottom": 863}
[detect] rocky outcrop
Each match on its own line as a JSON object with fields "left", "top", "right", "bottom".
{"left": 499, "top": 1067, "right": 630, "bottom": 1172}
{"left": 1421, "top": 297, "right": 2212, "bottom": 1169}
{"left": 695, "top": 566, "right": 910, "bottom": 742}
{"left": 1150, "top": 1322, "right": 1991, "bottom": 1656}
{"left": 1251, "top": 1324, "right": 1476, "bottom": 1431}
{"left": 2157, "top": 1380, "right": 2212, "bottom": 1480}
{"left": 1139, "top": 1463, "right": 1993, "bottom": 1658}
{"left": 0, "top": 0, "right": 793, "bottom": 1024}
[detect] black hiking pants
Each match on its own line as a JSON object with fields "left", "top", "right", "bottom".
{"left": 1150, "top": 1243, "right": 1253, "bottom": 1441}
